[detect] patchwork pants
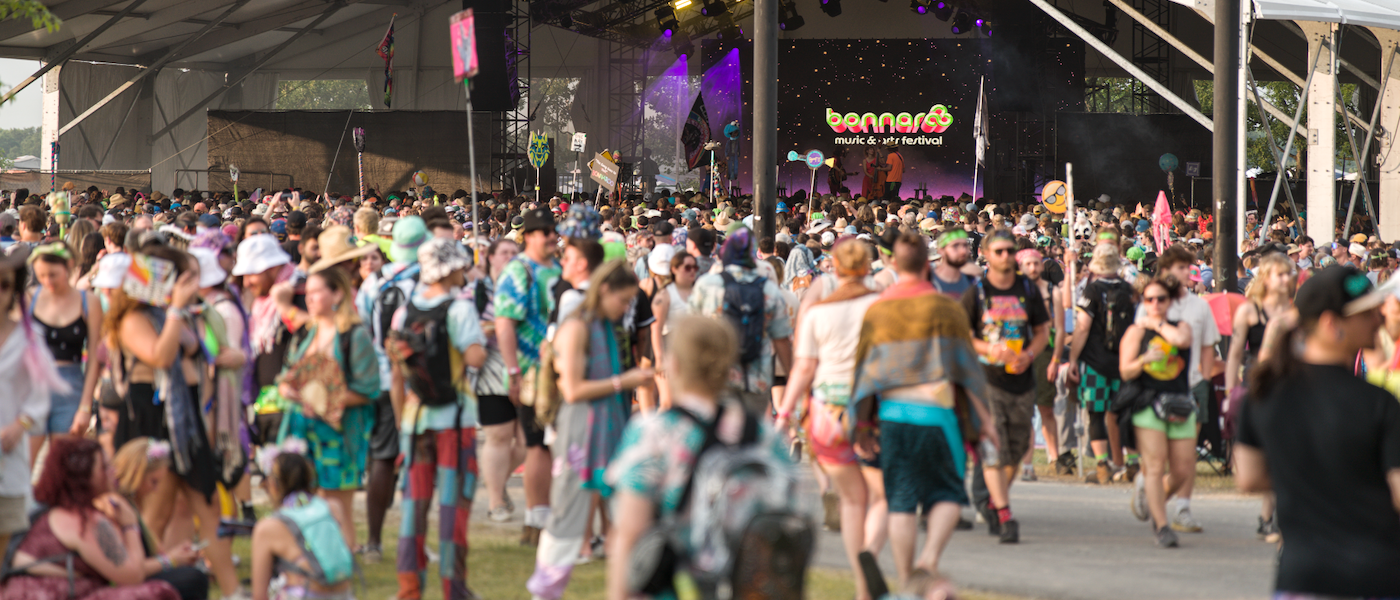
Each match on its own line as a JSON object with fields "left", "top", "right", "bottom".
{"left": 396, "top": 428, "right": 477, "bottom": 600}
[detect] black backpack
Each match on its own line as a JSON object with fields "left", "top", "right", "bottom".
{"left": 392, "top": 300, "right": 457, "bottom": 407}
{"left": 374, "top": 267, "right": 419, "bottom": 348}
{"left": 1094, "top": 278, "right": 1138, "bottom": 353}
{"left": 720, "top": 272, "right": 766, "bottom": 364}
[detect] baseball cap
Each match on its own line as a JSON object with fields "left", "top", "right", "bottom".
{"left": 1296, "top": 265, "right": 1386, "bottom": 319}
{"left": 197, "top": 213, "right": 221, "bottom": 229}
{"left": 390, "top": 216, "right": 428, "bottom": 264}
{"left": 286, "top": 210, "right": 308, "bottom": 230}
{"left": 231, "top": 233, "right": 291, "bottom": 276}
{"left": 521, "top": 208, "right": 554, "bottom": 233}
{"left": 650, "top": 221, "right": 675, "bottom": 237}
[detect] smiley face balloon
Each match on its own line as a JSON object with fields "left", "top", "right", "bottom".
{"left": 1040, "top": 180, "right": 1068, "bottom": 214}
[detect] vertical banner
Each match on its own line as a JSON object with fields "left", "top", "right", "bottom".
{"left": 376, "top": 14, "right": 397, "bottom": 107}
{"left": 449, "top": 9, "right": 479, "bottom": 83}
{"left": 682, "top": 92, "right": 712, "bottom": 170}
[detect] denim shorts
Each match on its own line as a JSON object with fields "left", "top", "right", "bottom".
{"left": 45, "top": 363, "right": 86, "bottom": 435}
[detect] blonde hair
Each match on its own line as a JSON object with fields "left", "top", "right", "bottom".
{"left": 309, "top": 267, "right": 362, "bottom": 333}
{"left": 353, "top": 208, "right": 380, "bottom": 237}
{"left": 113, "top": 438, "right": 169, "bottom": 499}
{"left": 832, "top": 238, "right": 872, "bottom": 278}
{"left": 666, "top": 315, "right": 737, "bottom": 397}
{"left": 1088, "top": 243, "right": 1122, "bottom": 277}
{"left": 1244, "top": 252, "right": 1296, "bottom": 303}
{"left": 579, "top": 259, "right": 639, "bottom": 320}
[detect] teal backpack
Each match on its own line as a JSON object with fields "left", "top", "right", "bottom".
{"left": 275, "top": 494, "right": 356, "bottom": 587}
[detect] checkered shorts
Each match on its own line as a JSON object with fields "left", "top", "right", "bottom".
{"left": 1078, "top": 362, "right": 1121, "bottom": 413}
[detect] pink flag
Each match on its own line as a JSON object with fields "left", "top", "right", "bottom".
{"left": 1151, "top": 190, "right": 1172, "bottom": 254}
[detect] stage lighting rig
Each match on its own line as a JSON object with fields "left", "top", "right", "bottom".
{"left": 910, "top": 0, "right": 929, "bottom": 14}
{"left": 718, "top": 22, "right": 745, "bottom": 45}
{"left": 932, "top": 0, "right": 953, "bottom": 20}
{"left": 559, "top": 13, "right": 573, "bottom": 28}
{"left": 655, "top": 7, "right": 679, "bottom": 35}
{"left": 700, "top": 0, "right": 729, "bottom": 17}
{"left": 820, "top": 0, "right": 841, "bottom": 17}
{"left": 673, "top": 0, "right": 694, "bottom": 9}
{"left": 978, "top": 18, "right": 991, "bottom": 35}
{"left": 950, "top": 10, "right": 971, "bottom": 34}
{"left": 778, "top": 1, "right": 805, "bottom": 30}
{"left": 672, "top": 32, "right": 694, "bottom": 57}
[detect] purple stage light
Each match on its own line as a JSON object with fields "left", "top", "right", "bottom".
{"left": 917, "top": 5, "right": 928, "bottom": 13}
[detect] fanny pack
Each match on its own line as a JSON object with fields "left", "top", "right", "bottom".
{"left": 1151, "top": 393, "right": 1196, "bottom": 424}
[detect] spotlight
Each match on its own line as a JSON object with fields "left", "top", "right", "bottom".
{"left": 672, "top": 32, "right": 694, "bottom": 57}
{"left": 950, "top": 11, "right": 972, "bottom": 33}
{"left": 980, "top": 20, "right": 992, "bottom": 35}
{"left": 910, "top": 0, "right": 928, "bottom": 14}
{"left": 655, "top": 7, "right": 678, "bottom": 35}
{"left": 700, "top": 0, "right": 728, "bottom": 17}
{"left": 673, "top": 0, "right": 693, "bottom": 8}
{"left": 718, "top": 24, "right": 744, "bottom": 45}
{"left": 933, "top": 0, "right": 953, "bottom": 20}
{"left": 820, "top": 0, "right": 841, "bottom": 17}
{"left": 778, "top": 2, "right": 805, "bottom": 30}
{"left": 559, "top": 13, "right": 572, "bottom": 28}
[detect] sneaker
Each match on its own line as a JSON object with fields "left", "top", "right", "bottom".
{"left": 1130, "top": 473, "right": 1149, "bottom": 522}
{"left": 955, "top": 516, "right": 974, "bottom": 531}
{"left": 1085, "top": 460, "right": 1110, "bottom": 485}
{"left": 1169, "top": 500, "right": 1204, "bottom": 533}
{"left": 1110, "top": 462, "right": 1128, "bottom": 482}
{"left": 1155, "top": 524, "right": 1179, "bottom": 548}
{"left": 488, "top": 506, "right": 514, "bottom": 523}
{"left": 520, "top": 525, "right": 541, "bottom": 547}
{"left": 1020, "top": 464, "right": 1038, "bottom": 482}
{"left": 359, "top": 544, "right": 383, "bottom": 565}
{"left": 998, "top": 519, "right": 1020, "bottom": 544}
{"left": 1257, "top": 516, "right": 1281, "bottom": 543}
{"left": 1124, "top": 462, "right": 1141, "bottom": 483}
{"left": 1054, "top": 452, "right": 1075, "bottom": 476}
{"left": 590, "top": 535, "right": 607, "bottom": 560}
{"left": 980, "top": 504, "right": 1001, "bottom": 536}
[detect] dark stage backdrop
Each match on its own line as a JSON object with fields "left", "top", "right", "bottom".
{"left": 1056, "top": 113, "right": 1213, "bottom": 209}
{"left": 777, "top": 39, "right": 991, "bottom": 199}
{"left": 206, "top": 110, "right": 491, "bottom": 195}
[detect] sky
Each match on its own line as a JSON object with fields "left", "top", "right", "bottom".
{"left": 0, "top": 58, "right": 43, "bottom": 131}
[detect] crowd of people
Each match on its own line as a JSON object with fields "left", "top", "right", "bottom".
{"left": 0, "top": 177, "right": 1396, "bottom": 600}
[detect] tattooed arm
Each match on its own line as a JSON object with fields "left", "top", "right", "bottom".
{"left": 49, "top": 506, "right": 147, "bottom": 585}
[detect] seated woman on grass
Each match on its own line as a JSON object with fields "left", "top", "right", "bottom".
{"left": 251, "top": 446, "right": 355, "bottom": 600}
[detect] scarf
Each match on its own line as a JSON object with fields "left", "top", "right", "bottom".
{"left": 250, "top": 264, "right": 294, "bottom": 355}
{"left": 785, "top": 244, "right": 817, "bottom": 288}
{"left": 146, "top": 306, "right": 207, "bottom": 477}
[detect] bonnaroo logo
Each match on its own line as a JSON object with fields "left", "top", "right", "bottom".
{"left": 825, "top": 105, "right": 954, "bottom": 134}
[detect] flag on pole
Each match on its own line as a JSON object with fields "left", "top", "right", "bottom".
{"left": 449, "top": 9, "right": 478, "bottom": 83}
{"left": 682, "top": 92, "right": 712, "bottom": 170}
{"left": 1151, "top": 190, "right": 1172, "bottom": 254}
{"left": 973, "top": 76, "right": 989, "bottom": 168}
{"left": 377, "top": 14, "right": 396, "bottom": 107}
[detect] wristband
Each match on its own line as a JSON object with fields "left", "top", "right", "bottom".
{"left": 157, "top": 554, "right": 172, "bottom": 570}
{"left": 17, "top": 415, "right": 34, "bottom": 431}
{"left": 508, "top": 366, "right": 521, "bottom": 376}
{"left": 776, "top": 410, "right": 791, "bottom": 421}
{"left": 611, "top": 375, "right": 622, "bottom": 393}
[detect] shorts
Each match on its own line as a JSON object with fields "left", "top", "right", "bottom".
{"left": 805, "top": 395, "right": 857, "bottom": 466}
{"left": 880, "top": 421, "right": 967, "bottom": 513}
{"left": 1078, "top": 362, "right": 1122, "bottom": 413}
{"left": 253, "top": 412, "right": 284, "bottom": 447}
{"left": 1033, "top": 351, "right": 1055, "bottom": 407}
{"left": 44, "top": 363, "right": 86, "bottom": 435}
{"left": 370, "top": 392, "right": 399, "bottom": 461}
{"left": 986, "top": 387, "right": 1036, "bottom": 467}
{"left": 478, "top": 394, "right": 517, "bottom": 427}
{"left": 1192, "top": 379, "right": 1211, "bottom": 424}
{"left": 0, "top": 496, "right": 27, "bottom": 535}
{"left": 772, "top": 375, "right": 788, "bottom": 388}
{"left": 1131, "top": 407, "right": 1198, "bottom": 440}
{"left": 518, "top": 403, "right": 547, "bottom": 448}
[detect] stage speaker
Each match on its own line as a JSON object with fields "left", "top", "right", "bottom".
{"left": 463, "top": 0, "right": 518, "bottom": 112}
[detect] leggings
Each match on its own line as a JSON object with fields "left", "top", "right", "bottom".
{"left": 1088, "top": 409, "right": 1109, "bottom": 442}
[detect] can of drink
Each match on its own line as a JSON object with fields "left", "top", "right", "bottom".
{"left": 1004, "top": 338, "right": 1024, "bottom": 373}
{"left": 980, "top": 438, "right": 999, "bottom": 467}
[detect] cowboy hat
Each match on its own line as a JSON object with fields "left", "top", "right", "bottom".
{"left": 309, "top": 225, "right": 378, "bottom": 273}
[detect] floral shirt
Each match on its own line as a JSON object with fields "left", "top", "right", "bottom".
{"left": 494, "top": 255, "right": 561, "bottom": 371}
{"left": 688, "top": 265, "right": 793, "bottom": 394}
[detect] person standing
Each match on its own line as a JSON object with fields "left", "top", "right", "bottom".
{"left": 1066, "top": 245, "right": 1138, "bottom": 483}
{"left": 0, "top": 247, "right": 54, "bottom": 549}
{"left": 27, "top": 243, "right": 101, "bottom": 461}
{"left": 1016, "top": 247, "right": 1059, "bottom": 481}
{"left": 930, "top": 229, "right": 977, "bottom": 297}
{"left": 469, "top": 238, "right": 526, "bottom": 523}
{"left": 961, "top": 229, "right": 1049, "bottom": 544}
{"left": 850, "top": 232, "right": 996, "bottom": 586}
{"left": 495, "top": 208, "right": 562, "bottom": 546}
{"left": 387, "top": 238, "right": 486, "bottom": 600}
{"left": 883, "top": 142, "right": 904, "bottom": 199}
{"left": 1235, "top": 265, "right": 1400, "bottom": 597}
{"left": 861, "top": 148, "right": 879, "bottom": 200}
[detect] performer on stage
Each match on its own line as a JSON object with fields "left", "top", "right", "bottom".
{"left": 828, "top": 148, "right": 850, "bottom": 196}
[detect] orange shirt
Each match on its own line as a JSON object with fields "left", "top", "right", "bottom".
{"left": 886, "top": 151, "right": 905, "bottom": 183}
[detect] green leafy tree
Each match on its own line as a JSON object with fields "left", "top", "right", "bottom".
{"left": 0, "top": 0, "right": 58, "bottom": 34}
{"left": 276, "top": 79, "right": 372, "bottom": 110}
{"left": 1194, "top": 79, "right": 1360, "bottom": 172}
{"left": 0, "top": 126, "right": 40, "bottom": 158}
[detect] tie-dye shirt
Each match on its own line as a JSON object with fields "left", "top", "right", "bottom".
{"left": 494, "top": 255, "right": 561, "bottom": 371}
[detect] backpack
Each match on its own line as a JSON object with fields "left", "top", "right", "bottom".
{"left": 719, "top": 272, "right": 766, "bottom": 365}
{"left": 1, "top": 508, "right": 78, "bottom": 598}
{"left": 1093, "top": 278, "right": 1137, "bottom": 353}
{"left": 373, "top": 265, "right": 419, "bottom": 348}
{"left": 391, "top": 300, "right": 458, "bottom": 407}
{"left": 274, "top": 494, "right": 356, "bottom": 587}
{"left": 629, "top": 405, "right": 813, "bottom": 600}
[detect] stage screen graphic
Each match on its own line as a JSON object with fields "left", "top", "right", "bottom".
{"left": 778, "top": 39, "right": 991, "bottom": 199}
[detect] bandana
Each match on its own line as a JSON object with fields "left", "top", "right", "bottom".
{"left": 936, "top": 229, "right": 969, "bottom": 248}
{"left": 719, "top": 227, "right": 756, "bottom": 269}
{"left": 27, "top": 242, "right": 72, "bottom": 263}
{"left": 1015, "top": 249, "right": 1043, "bottom": 264}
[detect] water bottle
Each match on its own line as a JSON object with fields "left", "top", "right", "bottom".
{"left": 980, "top": 438, "right": 999, "bottom": 467}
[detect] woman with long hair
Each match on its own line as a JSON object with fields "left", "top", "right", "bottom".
{"left": 1, "top": 436, "right": 181, "bottom": 600}
{"left": 189, "top": 243, "right": 252, "bottom": 510}
{"left": 649, "top": 252, "right": 699, "bottom": 410}
{"left": 104, "top": 241, "right": 239, "bottom": 598}
{"left": 774, "top": 239, "right": 885, "bottom": 600}
{"left": 250, "top": 450, "right": 354, "bottom": 600}
{"left": 1226, "top": 252, "right": 1294, "bottom": 542}
{"left": 274, "top": 267, "right": 378, "bottom": 549}
{"left": 471, "top": 237, "right": 526, "bottom": 523}
{"left": 28, "top": 243, "right": 103, "bottom": 459}
{"left": 861, "top": 147, "right": 878, "bottom": 200}
{"left": 111, "top": 438, "right": 208, "bottom": 600}
{"left": 526, "top": 260, "right": 654, "bottom": 600}
{"left": 1119, "top": 275, "right": 1194, "bottom": 548}
{"left": 76, "top": 232, "right": 103, "bottom": 291}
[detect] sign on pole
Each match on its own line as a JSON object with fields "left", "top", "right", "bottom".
{"left": 1185, "top": 162, "right": 1201, "bottom": 177}
{"left": 529, "top": 132, "right": 550, "bottom": 169}
{"left": 229, "top": 165, "right": 240, "bottom": 182}
{"left": 449, "top": 10, "right": 478, "bottom": 83}
{"left": 589, "top": 152, "right": 619, "bottom": 191}
{"left": 570, "top": 132, "right": 587, "bottom": 153}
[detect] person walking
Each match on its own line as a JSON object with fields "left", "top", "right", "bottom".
{"left": 1066, "top": 244, "right": 1138, "bottom": 483}
{"left": 27, "top": 242, "right": 101, "bottom": 461}
{"left": 1118, "top": 274, "right": 1195, "bottom": 548}
{"left": 1235, "top": 265, "right": 1400, "bottom": 597}
{"left": 1016, "top": 247, "right": 1058, "bottom": 481}
{"left": 495, "top": 208, "right": 562, "bottom": 546}
{"left": 649, "top": 251, "right": 698, "bottom": 410}
{"left": 0, "top": 246, "right": 55, "bottom": 550}
{"left": 468, "top": 238, "right": 526, "bottom": 523}
{"left": 387, "top": 238, "right": 486, "bottom": 600}
{"left": 525, "top": 260, "right": 653, "bottom": 600}
{"left": 774, "top": 239, "right": 884, "bottom": 600}
{"left": 849, "top": 232, "right": 997, "bottom": 587}
{"left": 961, "top": 229, "right": 1050, "bottom": 543}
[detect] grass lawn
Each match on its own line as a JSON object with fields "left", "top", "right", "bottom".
{"left": 227, "top": 523, "right": 1024, "bottom": 600}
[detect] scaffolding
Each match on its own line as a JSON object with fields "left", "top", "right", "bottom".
{"left": 491, "top": 0, "right": 531, "bottom": 193}
{"left": 1130, "top": 0, "right": 1172, "bottom": 113}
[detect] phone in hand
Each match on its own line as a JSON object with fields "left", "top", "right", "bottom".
{"left": 189, "top": 540, "right": 210, "bottom": 552}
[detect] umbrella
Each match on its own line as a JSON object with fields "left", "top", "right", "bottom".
{"left": 1203, "top": 292, "right": 1247, "bottom": 338}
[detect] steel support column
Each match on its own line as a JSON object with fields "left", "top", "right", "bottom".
{"left": 1212, "top": 0, "right": 1242, "bottom": 294}
{"left": 1372, "top": 29, "right": 1400, "bottom": 241}
{"left": 1300, "top": 22, "right": 1338, "bottom": 244}
{"left": 753, "top": 0, "right": 776, "bottom": 241}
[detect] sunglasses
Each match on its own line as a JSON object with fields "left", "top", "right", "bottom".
{"left": 677, "top": 263, "right": 698, "bottom": 272}
{"left": 990, "top": 247, "right": 1015, "bottom": 256}
{"left": 1143, "top": 295, "right": 1170, "bottom": 304}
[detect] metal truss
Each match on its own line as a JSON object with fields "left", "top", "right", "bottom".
{"left": 1130, "top": 0, "right": 1171, "bottom": 113}
{"left": 492, "top": 0, "right": 531, "bottom": 193}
